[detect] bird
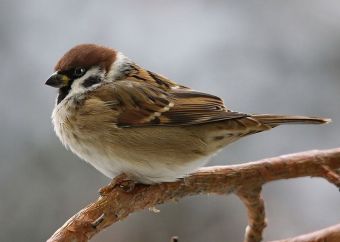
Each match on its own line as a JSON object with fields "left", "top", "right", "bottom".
{"left": 45, "top": 43, "right": 330, "bottom": 185}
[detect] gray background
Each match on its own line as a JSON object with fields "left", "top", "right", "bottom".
{"left": 0, "top": 1, "right": 339, "bottom": 241}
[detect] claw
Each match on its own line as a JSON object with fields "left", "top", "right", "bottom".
{"left": 99, "top": 173, "right": 137, "bottom": 196}
{"left": 119, "top": 180, "right": 136, "bottom": 192}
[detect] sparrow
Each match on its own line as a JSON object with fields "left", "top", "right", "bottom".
{"left": 46, "top": 44, "right": 330, "bottom": 184}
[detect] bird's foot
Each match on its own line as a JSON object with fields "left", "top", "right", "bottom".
{"left": 99, "top": 173, "right": 136, "bottom": 196}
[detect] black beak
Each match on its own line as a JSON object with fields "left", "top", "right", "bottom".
{"left": 45, "top": 72, "right": 70, "bottom": 88}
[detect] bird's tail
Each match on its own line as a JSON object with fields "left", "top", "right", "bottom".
{"left": 252, "top": 114, "right": 331, "bottom": 127}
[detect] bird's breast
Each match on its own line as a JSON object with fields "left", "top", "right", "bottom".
{"left": 50, "top": 97, "right": 246, "bottom": 183}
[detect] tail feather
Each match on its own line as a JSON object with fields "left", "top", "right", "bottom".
{"left": 252, "top": 114, "right": 331, "bottom": 127}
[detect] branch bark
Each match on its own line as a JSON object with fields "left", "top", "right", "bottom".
{"left": 47, "top": 148, "right": 340, "bottom": 242}
{"left": 270, "top": 224, "right": 340, "bottom": 242}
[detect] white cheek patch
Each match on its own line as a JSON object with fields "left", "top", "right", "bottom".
{"left": 67, "top": 67, "right": 104, "bottom": 97}
{"left": 63, "top": 53, "right": 133, "bottom": 101}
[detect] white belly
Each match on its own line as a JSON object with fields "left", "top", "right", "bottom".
{"left": 55, "top": 126, "right": 211, "bottom": 183}
{"left": 51, "top": 97, "right": 235, "bottom": 183}
{"left": 52, "top": 100, "right": 212, "bottom": 183}
{"left": 68, "top": 142, "right": 211, "bottom": 184}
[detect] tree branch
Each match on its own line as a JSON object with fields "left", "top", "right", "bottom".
{"left": 236, "top": 186, "right": 266, "bottom": 242}
{"left": 270, "top": 224, "right": 340, "bottom": 242}
{"left": 47, "top": 148, "right": 340, "bottom": 242}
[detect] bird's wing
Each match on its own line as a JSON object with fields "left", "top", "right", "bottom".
{"left": 160, "top": 88, "right": 248, "bottom": 126}
{"left": 91, "top": 79, "right": 248, "bottom": 127}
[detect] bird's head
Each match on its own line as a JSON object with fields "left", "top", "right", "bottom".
{"left": 45, "top": 44, "right": 127, "bottom": 104}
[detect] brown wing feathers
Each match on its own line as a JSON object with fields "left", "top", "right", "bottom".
{"left": 91, "top": 66, "right": 329, "bottom": 128}
{"left": 163, "top": 90, "right": 248, "bottom": 125}
{"left": 91, "top": 79, "right": 248, "bottom": 127}
{"left": 252, "top": 114, "right": 330, "bottom": 127}
{"left": 87, "top": 63, "right": 246, "bottom": 127}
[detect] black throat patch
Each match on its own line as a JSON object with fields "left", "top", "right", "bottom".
{"left": 57, "top": 80, "right": 74, "bottom": 104}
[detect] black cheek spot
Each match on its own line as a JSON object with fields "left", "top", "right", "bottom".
{"left": 82, "top": 76, "right": 101, "bottom": 88}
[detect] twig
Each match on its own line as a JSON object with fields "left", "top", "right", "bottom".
{"left": 236, "top": 186, "right": 266, "bottom": 242}
{"left": 269, "top": 223, "right": 340, "bottom": 242}
{"left": 47, "top": 148, "right": 340, "bottom": 242}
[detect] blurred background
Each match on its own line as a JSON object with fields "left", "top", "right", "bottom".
{"left": 0, "top": 0, "right": 339, "bottom": 241}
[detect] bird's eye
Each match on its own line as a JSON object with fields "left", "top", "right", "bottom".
{"left": 73, "top": 67, "right": 86, "bottom": 77}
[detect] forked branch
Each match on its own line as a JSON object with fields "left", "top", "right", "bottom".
{"left": 47, "top": 148, "right": 340, "bottom": 242}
